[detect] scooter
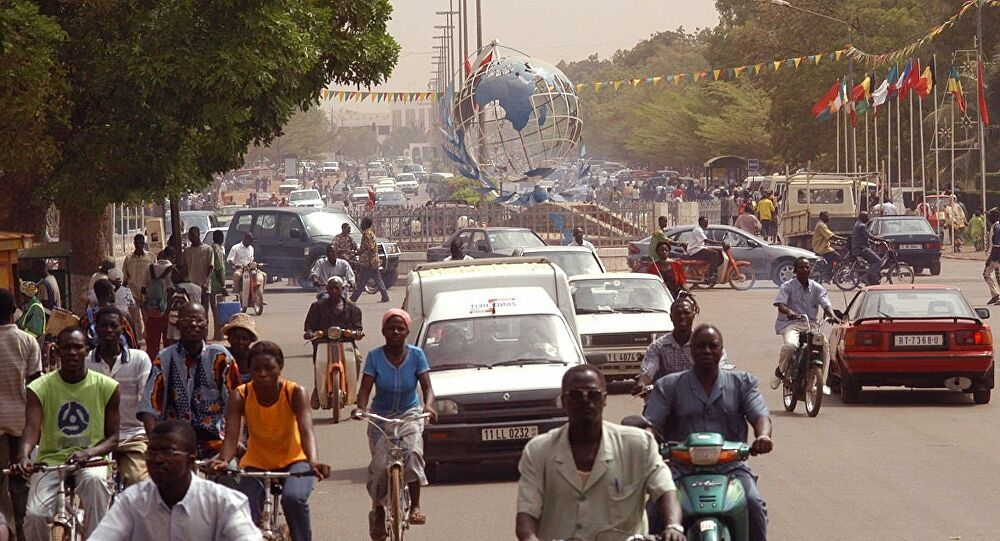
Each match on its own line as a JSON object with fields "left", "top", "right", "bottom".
{"left": 678, "top": 244, "right": 755, "bottom": 290}
{"left": 780, "top": 317, "right": 830, "bottom": 417}
{"left": 236, "top": 261, "right": 266, "bottom": 316}
{"left": 309, "top": 326, "right": 364, "bottom": 423}
{"left": 664, "top": 433, "right": 753, "bottom": 541}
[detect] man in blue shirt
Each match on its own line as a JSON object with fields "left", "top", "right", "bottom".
{"left": 850, "top": 211, "right": 888, "bottom": 285}
{"left": 770, "top": 257, "right": 839, "bottom": 391}
{"left": 644, "top": 324, "right": 773, "bottom": 541}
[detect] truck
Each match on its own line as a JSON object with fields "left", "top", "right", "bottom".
{"left": 401, "top": 258, "right": 584, "bottom": 479}
{"left": 778, "top": 172, "right": 878, "bottom": 249}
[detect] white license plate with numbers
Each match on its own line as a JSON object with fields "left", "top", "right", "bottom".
{"left": 481, "top": 426, "right": 538, "bottom": 441}
{"left": 894, "top": 334, "right": 944, "bottom": 347}
{"left": 608, "top": 352, "right": 643, "bottom": 364}
{"left": 899, "top": 244, "right": 923, "bottom": 250}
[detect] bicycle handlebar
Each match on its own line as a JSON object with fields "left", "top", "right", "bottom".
{"left": 3, "top": 459, "right": 110, "bottom": 476}
{"left": 214, "top": 469, "right": 318, "bottom": 479}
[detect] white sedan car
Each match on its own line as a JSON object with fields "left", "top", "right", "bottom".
{"left": 569, "top": 273, "right": 674, "bottom": 382}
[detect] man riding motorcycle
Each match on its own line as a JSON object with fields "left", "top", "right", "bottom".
{"left": 310, "top": 244, "right": 355, "bottom": 299}
{"left": 680, "top": 217, "right": 725, "bottom": 283}
{"left": 851, "top": 211, "right": 889, "bottom": 286}
{"left": 303, "top": 277, "right": 363, "bottom": 409}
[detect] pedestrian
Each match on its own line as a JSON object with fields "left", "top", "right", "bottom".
{"left": 349, "top": 217, "right": 389, "bottom": 303}
{"left": 32, "top": 260, "right": 60, "bottom": 314}
{"left": 756, "top": 192, "right": 776, "bottom": 241}
{"left": 87, "top": 257, "right": 116, "bottom": 307}
{"left": 15, "top": 281, "right": 45, "bottom": 339}
{"left": 565, "top": 226, "right": 596, "bottom": 252}
{"left": 181, "top": 226, "right": 215, "bottom": 328}
{"left": 969, "top": 211, "right": 985, "bottom": 252}
{"left": 946, "top": 195, "right": 967, "bottom": 252}
{"left": 122, "top": 234, "right": 155, "bottom": 340}
{"left": 88, "top": 421, "right": 262, "bottom": 541}
{"left": 983, "top": 209, "right": 1000, "bottom": 305}
{"left": 719, "top": 190, "right": 732, "bottom": 226}
{"left": 16, "top": 326, "right": 120, "bottom": 541}
{"left": 0, "top": 289, "right": 41, "bottom": 541}
{"left": 138, "top": 302, "right": 240, "bottom": 459}
{"left": 143, "top": 254, "right": 175, "bottom": 357}
{"left": 648, "top": 216, "right": 670, "bottom": 261}
{"left": 85, "top": 306, "right": 152, "bottom": 487}
{"left": 515, "top": 364, "right": 684, "bottom": 541}
{"left": 209, "top": 230, "right": 228, "bottom": 341}
{"left": 734, "top": 207, "right": 762, "bottom": 236}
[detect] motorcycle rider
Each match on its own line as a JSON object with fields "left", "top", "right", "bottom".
{"left": 226, "top": 233, "right": 256, "bottom": 295}
{"left": 303, "top": 277, "right": 363, "bottom": 409}
{"left": 310, "top": 244, "right": 355, "bottom": 299}
{"left": 851, "top": 212, "right": 889, "bottom": 286}
{"left": 769, "top": 257, "right": 839, "bottom": 392}
{"left": 644, "top": 324, "right": 773, "bottom": 541}
{"left": 680, "top": 217, "right": 724, "bottom": 283}
{"left": 812, "top": 211, "right": 846, "bottom": 281}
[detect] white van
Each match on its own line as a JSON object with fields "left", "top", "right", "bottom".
{"left": 402, "top": 259, "right": 583, "bottom": 478}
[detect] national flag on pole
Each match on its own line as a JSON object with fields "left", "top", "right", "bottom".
{"left": 894, "top": 60, "right": 913, "bottom": 97}
{"left": 881, "top": 65, "right": 900, "bottom": 103}
{"left": 812, "top": 79, "right": 841, "bottom": 118}
{"left": 871, "top": 74, "right": 890, "bottom": 117}
{"left": 853, "top": 74, "right": 872, "bottom": 115}
{"left": 914, "top": 64, "right": 934, "bottom": 99}
{"left": 978, "top": 60, "right": 991, "bottom": 125}
{"left": 831, "top": 80, "right": 849, "bottom": 113}
{"left": 904, "top": 59, "right": 921, "bottom": 99}
{"left": 948, "top": 66, "right": 967, "bottom": 114}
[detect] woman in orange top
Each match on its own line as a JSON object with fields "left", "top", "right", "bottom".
{"left": 211, "top": 341, "right": 332, "bottom": 541}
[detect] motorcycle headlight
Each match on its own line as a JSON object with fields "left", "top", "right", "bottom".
{"left": 689, "top": 445, "right": 722, "bottom": 466}
{"left": 436, "top": 399, "right": 459, "bottom": 415}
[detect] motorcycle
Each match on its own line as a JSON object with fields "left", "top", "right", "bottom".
{"left": 779, "top": 317, "right": 830, "bottom": 417}
{"left": 832, "top": 240, "right": 915, "bottom": 291}
{"left": 236, "top": 262, "right": 266, "bottom": 316}
{"left": 309, "top": 326, "right": 364, "bottom": 423}
{"left": 678, "top": 244, "right": 755, "bottom": 290}
{"left": 663, "top": 433, "right": 754, "bottom": 541}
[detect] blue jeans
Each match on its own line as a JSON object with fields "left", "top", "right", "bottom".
{"left": 858, "top": 248, "right": 886, "bottom": 285}
{"left": 350, "top": 265, "right": 389, "bottom": 302}
{"left": 238, "top": 461, "right": 315, "bottom": 541}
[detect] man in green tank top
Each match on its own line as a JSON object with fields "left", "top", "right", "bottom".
{"left": 14, "top": 327, "right": 120, "bottom": 541}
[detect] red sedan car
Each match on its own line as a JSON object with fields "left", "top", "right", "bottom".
{"left": 829, "top": 284, "right": 994, "bottom": 404}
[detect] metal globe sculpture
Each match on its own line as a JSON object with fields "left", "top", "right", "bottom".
{"left": 440, "top": 43, "right": 583, "bottom": 185}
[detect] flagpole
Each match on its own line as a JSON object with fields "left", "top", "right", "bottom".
{"left": 874, "top": 104, "right": 880, "bottom": 176}
{"left": 933, "top": 54, "right": 941, "bottom": 201}
{"left": 977, "top": 4, "right": 988, "bottom": 214}
{"left": 896, "top": 75, "right": 902, "bottom": 195}
{"left": 887, "top": 88, "right": 892, "bottom": 190}
{"left": 909, "top": 86, "right": 915, "bottom": 191}
{"left": 852, "top": 110, "right": 858, "bottom": 173}
{"left": 951, "top": 92, "right": 956, "bottom": 197}
{"left": 918, "top": 86, "right": 926, "bottom": 197}
{"left": 844, "top": 104, "right": 850, "bottom": 174}
{"left": 865, "top": 111, "right": 870, "bottom": 172}
{"left": 836, "top": 101, "right": 841, "bottom": 173}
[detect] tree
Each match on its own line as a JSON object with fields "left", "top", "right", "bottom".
{"left": 695, "top": 82, "right": 772, "bottom": 159}
{"left": 5, "top": 0, "right": 398, "bottom": 305}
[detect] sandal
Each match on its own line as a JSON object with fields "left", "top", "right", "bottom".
{"left": 369, "top": 510, "right": 387, "bottom": 540}
{"left": 409, "top": 510, "right": 427, "bottom": 525}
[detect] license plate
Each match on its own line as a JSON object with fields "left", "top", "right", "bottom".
{"left": 607, "top": 352, "right": 643, "bottom": 364}
{"left": 893, "top": 334, "right": 944, "bottom": 347}
{"left": 481, "top": 426, "right": 538, "bottom": 441}
{"left": 899, "top": 243, "right": 923, "bottom": 250}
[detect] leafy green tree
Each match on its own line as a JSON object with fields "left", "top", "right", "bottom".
{"left": 695, "top": 82, "right": 772, "bottom": 159}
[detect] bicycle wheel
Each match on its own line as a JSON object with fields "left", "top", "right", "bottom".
{"left": 50, "top": 523, "right": 69, "bottom": 541}
{"left": 804, "top": 366, "right": 824, "bottom": 417}
{"left": 886, "top": 263, "right": 915, "bottom": 284}
{"left": 782, "top": 379, "right": 797, "bottom": 412}
{"left": 387, "top": 466, "right": 404, "bottom": 541}
{"left": 728, "top": 264, "right": 756, "bottom": 290}
{"left": 833, "top": 265, "right": 859, "bottom": 291}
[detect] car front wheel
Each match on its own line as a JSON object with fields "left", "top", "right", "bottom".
{"left": 772, "top": 259, "right": 795, "bottom": 286}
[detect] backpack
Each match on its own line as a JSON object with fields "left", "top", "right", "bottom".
{"left": 145, "top": 264, "right": 172, "bottom": 314}
{"left": 166, "top": 286, "right": 192, "bottom": 327}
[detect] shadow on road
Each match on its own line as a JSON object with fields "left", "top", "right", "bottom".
{"left": 427, "top": 461, "right": 519, "bottom": 486}
{"left": 327, "top": 466, "right": 368, "bottom": 484}
{"left": 824, "top": 389, "right": 981, "bottom": 407}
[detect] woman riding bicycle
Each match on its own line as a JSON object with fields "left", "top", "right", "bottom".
{"left": 353, "top": 309, "right": 437, "bottom": 541}
{"left": 210, "top": 341, "right": 332, "bottom": 541}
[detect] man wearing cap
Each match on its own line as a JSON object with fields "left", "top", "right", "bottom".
{"left": 304, "top": 277, "right": 363, "bottom": 409}
{"left": 565, "top": 227, "right": 596, "bottom": 252}
{"left": 222, "top": 313, "right": 257, "bottom": 385}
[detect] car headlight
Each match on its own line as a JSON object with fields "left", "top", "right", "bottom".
{"left": 580, "top": 335, "right": 593, "bottom": 347}
{"left": 436, "top": 399, "right": 459, "bottom": 415}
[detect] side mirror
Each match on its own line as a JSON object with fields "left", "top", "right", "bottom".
{"left": 976, "top": 307, "right": 990, "bottom": 319}
{"left": 289, "top": 228, "right": 302, "bottom": 239}
{"left": 833, "top": 309, "right": 845, "bottom": 320}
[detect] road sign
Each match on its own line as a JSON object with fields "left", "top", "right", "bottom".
{"left": 748, "top": 158, "right": 760, "bottom": 172}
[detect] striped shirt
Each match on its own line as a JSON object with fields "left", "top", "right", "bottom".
{"left": 0, "top": 324, "right": 42, "bottom": 436}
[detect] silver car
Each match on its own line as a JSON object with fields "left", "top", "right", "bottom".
{"left": 628, "top": 225, "right": 818, "bottom": 286}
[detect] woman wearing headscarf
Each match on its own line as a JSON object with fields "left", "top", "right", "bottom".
{"left": 16, "top": 280, "right": 45, "bottom": 338}
{"left": 354, "top": 308, "right": 437, "bottom": 540}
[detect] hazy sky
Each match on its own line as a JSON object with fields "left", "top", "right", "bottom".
{"left": 335, "top": 0, "right": 719, "bottom": 95}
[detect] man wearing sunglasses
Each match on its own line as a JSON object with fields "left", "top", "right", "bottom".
{"left": 516, "top": 365, "right": 685, "bottom": 541}
{"left": 644, "top": 324, "right": 773, "bottom": 541}
{"left": 89, "top": 420, "right": 261, "bottom": 540}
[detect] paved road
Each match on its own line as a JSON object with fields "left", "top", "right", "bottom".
{"left": 247, "top": 257, "right": 999, "bottom": 540}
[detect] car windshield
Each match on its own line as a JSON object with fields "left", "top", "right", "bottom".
{"left": 380, "top": 192, "right": 406, "bottom": 202}
{"left": 877, "top": 219, "right": 934, "bottom": 235}
{"left": 301, "top": 212, "right": 361, "bottom": 241}
{"left": 422, "top": 314, "right": 580, "bottom": 369}
{"left": 527, "top": 251, "right": 602, "bottom": 276}
{"left": 856, "top": 290, "right": 976, "bottom": 319}
{"left": 396, "top": 174, "right": 415, "bottom": 182}
{"left": 290, "top": 190, "right": 320, "bottom": 202}
{"left": 571, "top": 278, "right": 672, "bottom": 314}
{"left": 489, "top": 230, "right": 545, "bottom": 251}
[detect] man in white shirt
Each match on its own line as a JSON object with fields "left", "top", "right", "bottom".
{"left": 309, "top": 244, "right": 355, "bottom": 296}
{"left": 85, "top": 306, "right": 152, "bottom": 487}
{"left": 565, "top": 227, "right": 596, "bottom": 252}
{"left": 225, "top": 233, "right": 255, "bottom": 295}
{"left": 443, "top": 238, "right": 474, "bottom": 262}
{"left": 681, "top": 216, "right": 724, "bottom": 282}
{"left": 89, "top": 420, "right": 261, "bottom": 541}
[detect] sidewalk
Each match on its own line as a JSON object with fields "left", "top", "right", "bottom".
{"left": 941, "top": 248, "right": 986, "bottom": 261}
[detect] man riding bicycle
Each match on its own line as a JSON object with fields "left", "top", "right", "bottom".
{"left": 769, "top": 258, "right": 840, "bottom": 392}
{"left": 16, "top": 327, "right": 121, "bottom": 541}
{"left": 851, "top": 212, "right": 889, "bottom": 286}
{"left": 812, "top": 211, "right": 846, "bottom": 280}
{"left": 680, "top": 217, "right": 725, "bottom": 283}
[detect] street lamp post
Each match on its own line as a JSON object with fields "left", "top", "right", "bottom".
{"left": 771, "top": 0, "right": 855, "bottom": 174}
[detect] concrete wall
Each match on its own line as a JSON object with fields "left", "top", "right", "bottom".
{"left": 395, "top": 247, "right": 632, "bottom": 278}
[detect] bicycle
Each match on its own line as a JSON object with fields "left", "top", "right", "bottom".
{"left": 833, "top": 241, "right": 915, "bottom": 291}
{"left": 3, "top": 459, "right": 110, "bottom": 541}
{"left": 353, "top": 410, "right": 430, "bottom": 541}
{"left": 210, "top": 468, "right": 317, "bottom": 541}
{"left": 780, "top": 317, "right": 831, "bottom": 417}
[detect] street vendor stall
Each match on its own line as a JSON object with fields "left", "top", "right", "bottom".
{"left": 0, "top": 232, "right": 34, "bottom": 293}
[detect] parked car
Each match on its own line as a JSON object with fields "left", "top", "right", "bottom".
{"left": 628, "top": 224, "right": 818, "bottom": 286}
{"left": 427, "top": 227, "right": 546, "bottom": 262}
{"left": 202, "top": 227, "right": 228, "bottom": 247}
{"left": 569, "top": 273, "right": 673, "bottom": 382}
{"left": 868, "top": 216, "right": 942, "bottom": 275}
{"left": 288, "top": 189, "right": 324, "bottom": 208}
{"left": 502, "top": 246, "right": 605, "bottom": 277}
{"left": 214, "top": 205, "right": 243, "bottom": 227}
{"left": 394, "top": 173, "right": 419, "bottom": 195}
{"left": 164, "top": 210, "right": 218, "bottom": 237}
{"left": 375, "top": 191, "right": 407, "bottom": 207}
{"left": 224, "top": 208, "right": 400, "bottom": 288}
{"left": 828, "top": 284, "right": 993, "bottom": 404}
